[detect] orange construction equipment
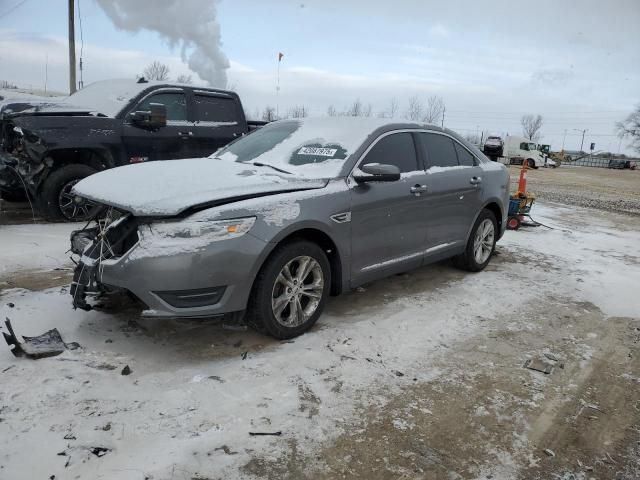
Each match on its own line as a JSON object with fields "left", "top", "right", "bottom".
{"left": 507, "top": 161, "right": 536, "bottom": 230}
{"left": 515, "top": 160, "right": 528, "bottom": 196}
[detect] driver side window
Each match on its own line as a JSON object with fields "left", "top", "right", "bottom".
{"left": 364, "top": 132, "right": 418, "bottom": 173}
{"left": 136, "top": 92, "right": 187, "bottom": 121}
{"left": 520, "top": 142, "right": 529, "bottom": 151}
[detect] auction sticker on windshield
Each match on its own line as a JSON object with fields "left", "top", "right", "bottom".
{"left": 297, "top": 147, "right": 338, "bottom": 157}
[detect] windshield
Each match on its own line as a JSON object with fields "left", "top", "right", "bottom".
{"left": 529, "top": 143, "right": 537, "bottom": 151}
{"left": 213, "top": 117, "right": 386, "bottom": 178}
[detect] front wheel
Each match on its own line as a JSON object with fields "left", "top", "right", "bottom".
{"left": 453, "top": 209, "right": 497, "bottom": 272}
{"left": 246, "top": 240, "right": 331, "bottom": 339}
{"left": 39, "top": 164, "right": 101, "bottom": 222}
{"left": 527, "top": 158, "right": 536, "bottom": 169}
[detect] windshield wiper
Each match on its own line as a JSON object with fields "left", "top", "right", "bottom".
{"left": 251, "top": 161, "right": 292, "bottom": 175}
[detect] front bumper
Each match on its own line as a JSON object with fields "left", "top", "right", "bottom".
{"left": 70, "top": 219, "right": 269, "bottom": 319}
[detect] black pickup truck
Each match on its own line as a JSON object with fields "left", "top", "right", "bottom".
{"left": 0, "top": 79, "right": 263, "bottom": 221}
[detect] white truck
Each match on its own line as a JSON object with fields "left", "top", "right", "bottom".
{"left": 499, "top": 135, "right": 556, "bottom": 168}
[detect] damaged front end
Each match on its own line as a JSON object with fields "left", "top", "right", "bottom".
{"left": 0, "top": 120, "right": 31, "bottom": 198}
{"left": 70, "top": 209, "right": 139, "bottom": 311}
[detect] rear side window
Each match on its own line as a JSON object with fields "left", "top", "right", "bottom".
{"left": 364, "top": 132, "right": 418, "bottom": 173}
{"left": 454, "top": 142, "right": 475, "bottom": 166}
{"left": 418, "top": 133, "right": 458, "bottom": 168}
{"left": 194, "top": 94, "right": 238, "bottom": 123}
{"left": 136, "top": 92, "right": 187, "bottom": 121}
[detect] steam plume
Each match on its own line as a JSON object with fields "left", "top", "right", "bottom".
{"left": 96, "top": 0, "right": 229, "bottom": 87}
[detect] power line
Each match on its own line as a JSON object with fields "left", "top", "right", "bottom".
{"left": 0, "top": 0, "right": 28, "bottom": 20}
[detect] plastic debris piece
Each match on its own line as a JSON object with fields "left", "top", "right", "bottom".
{"left": 2, "top": 318, "right": 80, "bottom": 359}
{"left": 524, "top": 358, "right": 554, "bottom": 374}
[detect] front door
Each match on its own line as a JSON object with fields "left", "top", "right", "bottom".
{"left": 415, "top": 132, "right": 483, "bottom": 251}
{"left": 349, "top": 131, "right": 429, "bottom": 285}
{"left": 190, "top": 91, "right": 246, "bottom": 157}
{"left": 121, "top": 90, "right": 191, "bottom": 164}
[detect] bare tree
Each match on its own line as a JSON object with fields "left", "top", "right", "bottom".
{"left": 176, "top": 74, "right": 192, "bottom": 84}
{"left": 362, "top": 103, "right": 373, "bottom": 117}
{"left": 521, "top": 114, "right": 544, "bottom": 141}
{"left": 0, "top": 80, "right": 18, "bottom": 89}
{"left": 346, "top": 99, "right": 363, "bottom": 117}
{"left": 424, "top": 95, "right": 445, "bottom": 124}
{"left": 262, "top": 106, "right": 277, "bottom": 122}
{"left": 388, "top": 97, "right": 399, "bottom": 118}
{"left": 616, "top": 104, "right": 640, "bottom": 153}
{"left": 143, "top": 61, "right": 170, "bottom": 81}
{"left": 464, "top": 132, "right": 481, "bottom": 145}
{"left": 289, "top": 105, "right": 308, "bottom": 118}
{"left": 327, "top": 105, "right": 337, "bottom": 117}
{"left": 406, "top": 95, "right": 424, "bottom": 121}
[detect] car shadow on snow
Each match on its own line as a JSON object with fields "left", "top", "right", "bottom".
{"left": 65, "top": 258, "right": 478, "bottom": 366}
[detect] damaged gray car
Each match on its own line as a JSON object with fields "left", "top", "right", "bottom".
{"left": 70, "top": 117, "right": 509, "bottom": 339}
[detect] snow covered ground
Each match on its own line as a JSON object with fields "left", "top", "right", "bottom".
{"left": 0, "top": 203, "right": 639, "bottom": 479}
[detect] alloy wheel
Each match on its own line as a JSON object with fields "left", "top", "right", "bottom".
{"left": 271, "top": 255, "right": 324, "bottom": 327}
{"left": 473, "top": 218, "right": 495, "bottom": 264}
{"left": 58, "top": 179, "right": 99, "bottom": 221}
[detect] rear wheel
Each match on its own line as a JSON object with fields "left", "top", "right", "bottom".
{"left": 39, "top": 164, "right": 101, "bottom": 222}
{"left": 246, "top": 240, "right": 331, "bottom": 339}
{"left": 453, "top": 209, "right": 497, "bottom": 272}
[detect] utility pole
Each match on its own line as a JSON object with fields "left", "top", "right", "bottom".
{"left": 574, "top": 128, "right": 587, "bottom": 152}
{"left": 44, "top": 53, "right": 48, "bottom": 94}
{"left": 561, "top": 129, "right": 567, "bottom": 151}
{"left": 68, "top": 0, "right": 77, "bottom": 94}
{"left": 441, "top": 105, "right": 445, "bottom": 128}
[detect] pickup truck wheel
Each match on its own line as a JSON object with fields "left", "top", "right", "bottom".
{"left": 40, "top": 164, "right": 101, "bottom": 222}
{"left": 453, "top": 209, "right": 497, "bottom": 272}
{"left": 247, "top": 240, "right": 331, "bottom": 339}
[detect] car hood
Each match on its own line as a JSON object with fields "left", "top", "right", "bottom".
{"left": 73, "top": 157, "right": 328, "bottom": 217}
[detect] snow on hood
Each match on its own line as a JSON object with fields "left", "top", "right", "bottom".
{"left": 72, "top": 157, "right": 327, "bottom": 216}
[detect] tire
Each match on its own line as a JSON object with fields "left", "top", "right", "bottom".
{"left": 453, "top": 209, "right": 498, "bottom": 272}
{"left": 246, "top": 240, "right": 331, "bottom": 339}
{"left": 39, "top": 164, "right": 100, "bottom": 222}
{"left": 527, "top": 158, "right": 536, "bottom": 169}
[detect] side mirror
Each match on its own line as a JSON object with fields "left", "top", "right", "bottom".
{"left": 129, "top": 103, "right": 167, "bottom": 129}
{"left": 353, "top": 163, "right": 401, "bottom": 183}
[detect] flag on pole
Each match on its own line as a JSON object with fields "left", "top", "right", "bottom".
{"left": 278, "top": 52, "right": 284, "bottom": 62}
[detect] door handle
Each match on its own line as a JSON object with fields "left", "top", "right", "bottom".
{"left": 410, "top": 184, "right": 428, "bottom": 195}
{"left": 178, "top": 131, "right": 193, "bottom": 137}
{"left": 469, "top": 176, "right": 482, "bottom": 185}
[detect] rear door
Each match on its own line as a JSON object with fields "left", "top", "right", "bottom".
{"left": 349, "top": 131, "right": 429, "bottom": 285}
{"left": 190, "top": 90, "right": 246, "bottom": 157}
{"left": 415, "top": 132, "right": 483, "bottom": 250}
{"left": 121, "top": 89, "right": 191, "bottom": 163}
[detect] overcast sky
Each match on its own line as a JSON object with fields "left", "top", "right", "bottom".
{"left": 1, "top": 0, "right": 639, "bottom": 153}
